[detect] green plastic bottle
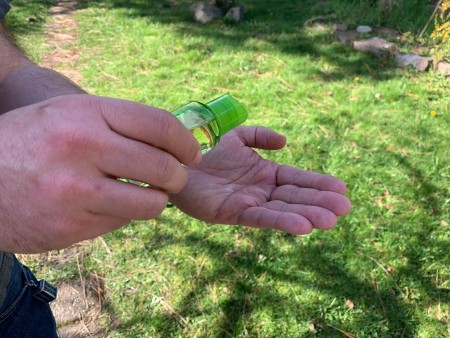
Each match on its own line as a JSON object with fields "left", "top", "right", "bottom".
{"left": 172, "top": 93, "right": 248, "bottom": 154}
{"left": 120, "top": 94, "right": 247, "bottom": 189}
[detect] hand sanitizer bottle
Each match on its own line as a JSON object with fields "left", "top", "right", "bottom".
{"left": 172, "top": 93, "right": 248, "bottom": 154}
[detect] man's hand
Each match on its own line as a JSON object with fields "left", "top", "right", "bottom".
{"left": 170, "top": 126, "right": 351, "bottom": 234}
{"left": 0, "top": 94, "right": 201, "bottom": 253}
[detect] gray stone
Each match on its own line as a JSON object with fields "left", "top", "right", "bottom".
{"left": 357, "top": 25, "right": 373, "bottom": 34}
{"left": 395, "top": 53, "right": 433, "bottom": 72}
{"left": 353, "top": 37, "right": 397, "bottom": 56}
{"left": 191, "top": 2, "right": 223, "bottom": 24}
{"left": 312, "top": 23, "right": 328, "bottom": 31}
{"left": 415, "top": 57, "right": 433, "bottom": 72}
{"left": 334, "top": 23, "right": 348, "bottom": 32}
{"left": 225, "top": 6, "right": 245, "bottom": 23}
{"left": 333, "top": 30, "right": 357, "bottom": 45}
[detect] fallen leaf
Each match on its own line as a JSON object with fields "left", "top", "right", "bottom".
{"left": 346, "top": 299, "right": 355, "bottom": 309}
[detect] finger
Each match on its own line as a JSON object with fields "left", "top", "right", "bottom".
{"left": 262, "top": 200, "right": 338, "bottom": 230}
{"left": 96, "top": 134, "right": 188, "bottom": 193}
{"left": 232, "top": 126, "right": 287, "bottom": 150}
{"left": 58, "top": 215, "right": 131, "bottom": 249}
{"left": 276, "top": 165, "right": 348, "bottom": 194}
{"left": 86, "top": 96, "right": 202, "bottom": 165}
{"left": 237, "top": 207, "right": 313, "bottom": 235}
{"left": 86, "top": 177, "right": 169, "bottom": 220}
{"left": 271, "top": 186, "right": 351, "bottom": 216}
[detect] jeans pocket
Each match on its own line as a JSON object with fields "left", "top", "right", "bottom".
{"left": 0, "top": 262, "right": 29, "bottom": 325}
{"left": 0, "top": 265, "right": 58, "bottom": 338}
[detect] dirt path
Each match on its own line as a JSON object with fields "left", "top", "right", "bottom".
{"left": 41, "top": 0, "right": 82, "bottom": 84}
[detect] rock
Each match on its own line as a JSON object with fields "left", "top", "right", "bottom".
{"left": 225, "top": 6, "right": 245, "bottom": 23}
{"left": 333, "top": 30, "right": 358, "bottom": 45}
{"left": 437, "top": 62, "right": 450, "bottom": 76}
{"left": 374, "top": 27, "right": 401, "bottom": 38}
{"left": 395, "top": 53, "right": 420, "bottom": 67}
{"left": 333, "top": 23, "right": 348, "bottom": 31}
{"left": 415, "top": 57, "right": 433, "bottom": 72}
{"left": 353, "top": 37, "right": 397, "bottom": 56}
{"left": 357, "top": 25, "right": 373, "bottom": 34}
{"left": 312, "top": 22, "right": 328, "bottom": 31}
{"left": 191, "top": 2, "right": 223, "bottom": 24}
{"left": 395, "top": 53, "right": 433, "bottom": 72}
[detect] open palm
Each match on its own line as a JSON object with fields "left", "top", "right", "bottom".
{"left": 170, "top": 126, "right": 351, "bottom": 234}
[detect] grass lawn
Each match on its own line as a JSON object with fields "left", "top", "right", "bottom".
{"left": 7, "top": 0, "right": 450, "bottom": 337}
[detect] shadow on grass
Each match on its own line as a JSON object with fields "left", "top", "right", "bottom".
{"left": 75, "top": 0, "right": 406, "bottom": 82}
{"left": 109, "top": 226, "right": 444, "bottom": 337}
{"left": 6, "top": 0, "right": 54, "bottom": 36}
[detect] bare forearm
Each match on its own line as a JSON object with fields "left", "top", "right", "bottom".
{"left": 0, "top": 65, "right": 85, "bottom": 114}
{"left": 0, "top": 23, "right": 85, "bottom": 114}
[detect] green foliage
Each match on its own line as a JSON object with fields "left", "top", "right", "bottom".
{"left": 11, "top": 0, "right": 450, "bottom": 337}
{"left": 431, "top": 0, "right": 450, "bottom": 62}
{"left": 312, "top": 0, "right": 432, "bottom": 33}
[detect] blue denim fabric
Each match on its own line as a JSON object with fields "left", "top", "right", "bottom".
{"left": 0, "top": 0, "right": 13, "bottom": 21}
{"left": 0, "top": 255, "right": 57, "bottom": 337}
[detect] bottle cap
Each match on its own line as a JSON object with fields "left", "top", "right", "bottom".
{"left": 205, "top": 93, "right": 248, "bottom": 136}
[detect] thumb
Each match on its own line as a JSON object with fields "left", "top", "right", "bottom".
{"left": 232, "top": 126, "right": 287, "bottom": 150}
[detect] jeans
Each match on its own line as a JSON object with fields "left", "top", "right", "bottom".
{"left": 0, "top": 255, "right": 57, "bottom": 337}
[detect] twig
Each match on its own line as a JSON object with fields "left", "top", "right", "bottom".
{"left": 419, "top": 0, "right": 443, "bottom": 39}
{"left": 97, "top": 236, "right": 111, "bottom": 254}
{"left": 79, "top": 316, "right": 94, "bottom": 338}
{"left": 149, "top": 292, "right": 188, "bottom": 326}
{"left": 325, "top": 323, "right": 356, "bottom": 338}
{"left": 365, "top": 254, "right": 391, "bottom": 276}
{"left": 316, "top": 322, "right": 356, "bottom": 338}
{"left": 76, "top": 254, "right": 87, "bottom": 302}
{"left": 359, "top": 252, "right": 405, "bottom": 297}
{"left": 373, "top": 277, "right": 387, "bottom": 318}
{"left": 92, "top": 270, "right": 104, "bottom": 308}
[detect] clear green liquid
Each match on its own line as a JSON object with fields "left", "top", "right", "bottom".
{"left": 191, "top": 124, "right": 217, "bottom": 154}
{"left": 173, "top": 105, "right": 220, "bottom": 154}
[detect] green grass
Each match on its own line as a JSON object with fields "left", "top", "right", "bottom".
{"left": 9, "top": 0, "right": 450, "bottom": 337}
{"left": 5, "top": 0, "right": 53, "bottom": 62}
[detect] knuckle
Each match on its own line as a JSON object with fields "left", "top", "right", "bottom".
{"left": 156, "top": 154, "right": 188, "bottom": 192}
{"left": 157, "top": 153, "right": 175, "bottom": 179}
{"left": 44, "top": 171, "right": 88, "bottom": 200}
{"left": 140, "top": 193, "right": 168, "bottom": 219}
{"left": 157, "top": 112, "right": 178, "bottom": 140}
{"left": 46, "top": 126, "right": 89, "bottom": 156}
